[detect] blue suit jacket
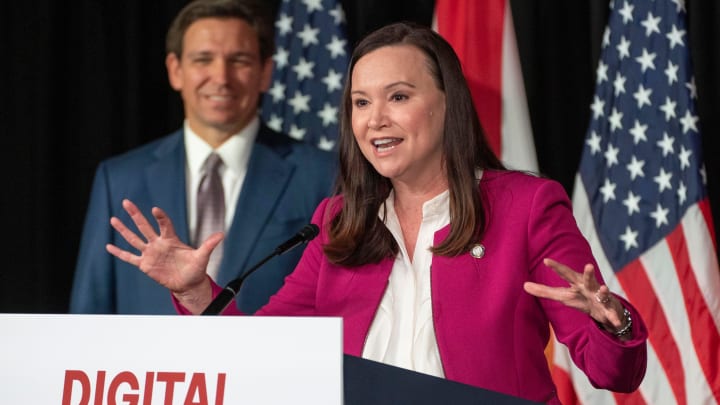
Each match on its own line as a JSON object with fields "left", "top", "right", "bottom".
{"left": 70, "top": 124, "right": 336, "bottom": 314}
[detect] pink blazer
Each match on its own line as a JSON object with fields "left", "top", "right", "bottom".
{"left": 190, "top": 170, "right": 648, "bottom": 404}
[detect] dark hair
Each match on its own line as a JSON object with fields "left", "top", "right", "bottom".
{"left": 324, "top": 22, "right": 505, "bottom": 267}
{"left": 165, "top": 0, "right": 275, "bottom": 61}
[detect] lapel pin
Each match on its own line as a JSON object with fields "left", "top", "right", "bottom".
{"left": 470, "top": 244, "right": 485, "bottom": 259}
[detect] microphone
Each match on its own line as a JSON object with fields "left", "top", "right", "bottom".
{"left": 273, "top": 223, "right": 320, "bottom": 254}
{"left": 201, "top": 223, "right": 320, "bottom": 315}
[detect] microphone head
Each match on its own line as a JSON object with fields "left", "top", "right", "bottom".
{"left": 274, "top": 223, "right": 321, "bottom": 255}
{"left": 300, "top": 223, "right": 320, "bottom": 241}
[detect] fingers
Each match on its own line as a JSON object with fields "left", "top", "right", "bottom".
{"left": 594, "top": 284, "right": 612, "bottom": 305}
{"left": 544, "top": 258, "right": 601, "bottom": 291}
{"left": 110, "top": 216, "right": 147, "bottom": 252}
{"left": 523, "top": 281, "right": 554, "bottom": 300}
{"left": 122, "top": 199, "right": 159, "bottom": 242}
{"left": 533, "top": 258, "right": 615, "bottom": 313}
{"left": 581, "top": 263, "right": 601, "bottom": 290}
{"left": 117, "top": 199, "right": 179, "bottom": 242}
{"left": 543, "top": 258, "right": 581, "bottom": 283}
{"left": 523, "top": 281, "right": 574, "bottom": 301}
{"left": 105, "top": 243, "right": 141, "bottom": 267}
{"left": 541, "top": 258, "right": 629, "bottom": 326}
{"left": 151, "top": 206, "right": 179, "bottom": 238}
{"left": 197, "top": 232, "right": 225, "bottom": 256}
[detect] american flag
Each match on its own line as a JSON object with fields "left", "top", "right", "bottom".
{"left": 261, "top": 0, "right": 349, "bottom": 151}
{"left": 551, "top": 0, "right": 720, "bottom": 404}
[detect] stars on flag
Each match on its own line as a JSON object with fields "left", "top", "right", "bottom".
{"left": 559, "top": 3, "right": 720, "bottom": 403}
{"left": 578, "top": 0, "right": 707, "bottom": 262}
{"left": 261, "top": 0, "right": 349, "bottom": 151}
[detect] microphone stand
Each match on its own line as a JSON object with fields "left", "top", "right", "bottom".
{"left": 201, "top": 224, "right": 319, "bottom": 315}
{"left": 201, "top": 254, "right": 275, "bottom": 315}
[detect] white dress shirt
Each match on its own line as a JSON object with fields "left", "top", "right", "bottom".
{"left": 362, "top": 189, "right": 450, "bottom": 378}
{"left": 184, "top": 117, "right": 258, "bottom": 246}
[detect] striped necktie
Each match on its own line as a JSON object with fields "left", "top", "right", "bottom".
{"left": 195, "top": 153, "right": 225, "bottom": 280}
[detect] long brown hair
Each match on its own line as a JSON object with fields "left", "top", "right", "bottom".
{"left": 324, "top": 22, "right": 505, "bottom": 267}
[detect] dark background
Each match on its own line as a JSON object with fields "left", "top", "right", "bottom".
{"left": 1, "top": 0, "right": 717, "bottom": 313}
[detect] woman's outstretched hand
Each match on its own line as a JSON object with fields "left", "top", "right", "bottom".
{"left": 105, "top": 199, "right": 223, "bottom": 312}
{"left": 524, "top": 258, "right": 631, "bottom": 339}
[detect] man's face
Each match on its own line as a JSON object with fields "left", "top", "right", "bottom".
{"left": 166, "top": 17, "right": 273, "bottom": 140}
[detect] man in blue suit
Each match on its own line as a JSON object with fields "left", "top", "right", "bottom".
{"left": 70, "top": 0, "right": 336, "bottom": 314}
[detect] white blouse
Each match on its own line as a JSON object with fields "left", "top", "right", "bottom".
{"left": 361, "top": 189, "right": 450, "bottom": 378}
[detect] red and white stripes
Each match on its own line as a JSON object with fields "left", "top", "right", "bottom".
{"left": 433, "top": 0, "right": 537, "bottom": 172}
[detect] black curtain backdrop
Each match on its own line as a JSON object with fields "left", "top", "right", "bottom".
{"left": 1, "top": 0, "right": 717, "bottom": 313}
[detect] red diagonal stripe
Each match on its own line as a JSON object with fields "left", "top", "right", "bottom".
{"left": 667, "top": 222, "right": 720, "bottom": 403}
{"left": 616, "top": 259, "right": 686, "bottom": 405}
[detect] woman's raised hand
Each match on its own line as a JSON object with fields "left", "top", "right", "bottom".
{"left": 106, "top": 199, "right": 223, "bottom": 303}
{"left": 524, "top": 258, "right": 630, "bottom": 339}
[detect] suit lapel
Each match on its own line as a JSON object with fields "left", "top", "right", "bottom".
{"left": 145, "top": 132, "right": 190, "bottom": 243}
{"left": 216, "top": 139, "right": 295, "bottom": 285}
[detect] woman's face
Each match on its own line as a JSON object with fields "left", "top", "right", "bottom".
{"left": 350, "top": 45, "right": 446, "bottom": 186}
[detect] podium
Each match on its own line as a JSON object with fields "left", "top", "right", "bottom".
{"left": 1, "top": 314, "right": 538, "bottom": 404}
{"left": 0, "top": 314, "right": 343, "bottom": 404}
{"left": 344, "top": 355, "right": 541, "bottom": 405}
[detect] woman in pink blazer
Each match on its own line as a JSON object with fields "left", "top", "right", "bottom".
{"left": 108, "top": 22, "right": 647, "bottom": 404}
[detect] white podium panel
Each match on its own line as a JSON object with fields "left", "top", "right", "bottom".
{"left": 0, "top": 314, "right": 342, "bottom": 405}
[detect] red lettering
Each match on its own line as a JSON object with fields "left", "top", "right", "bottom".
{"left": 62, "top": 370, "right": 90, "bottom": 405}
{"left": 215, "top": 374, "right": 226, "bottom": 405}
{"left": 157, "top": 372, "right": 185, "bottom": 405}
{"left": 183, "top": 373, "right": 208, "bottom": 405}
{"left": 142, "top": 372, "right": 155, "bottom": 405}
{"left": 94, "top": 371, "right": 106, "bottom": 405}
{"left": 108, "top": 371, "right": 139, "bottom": 405}
{"left": 60, "top": 370, "right": 227, "bottom": 405}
